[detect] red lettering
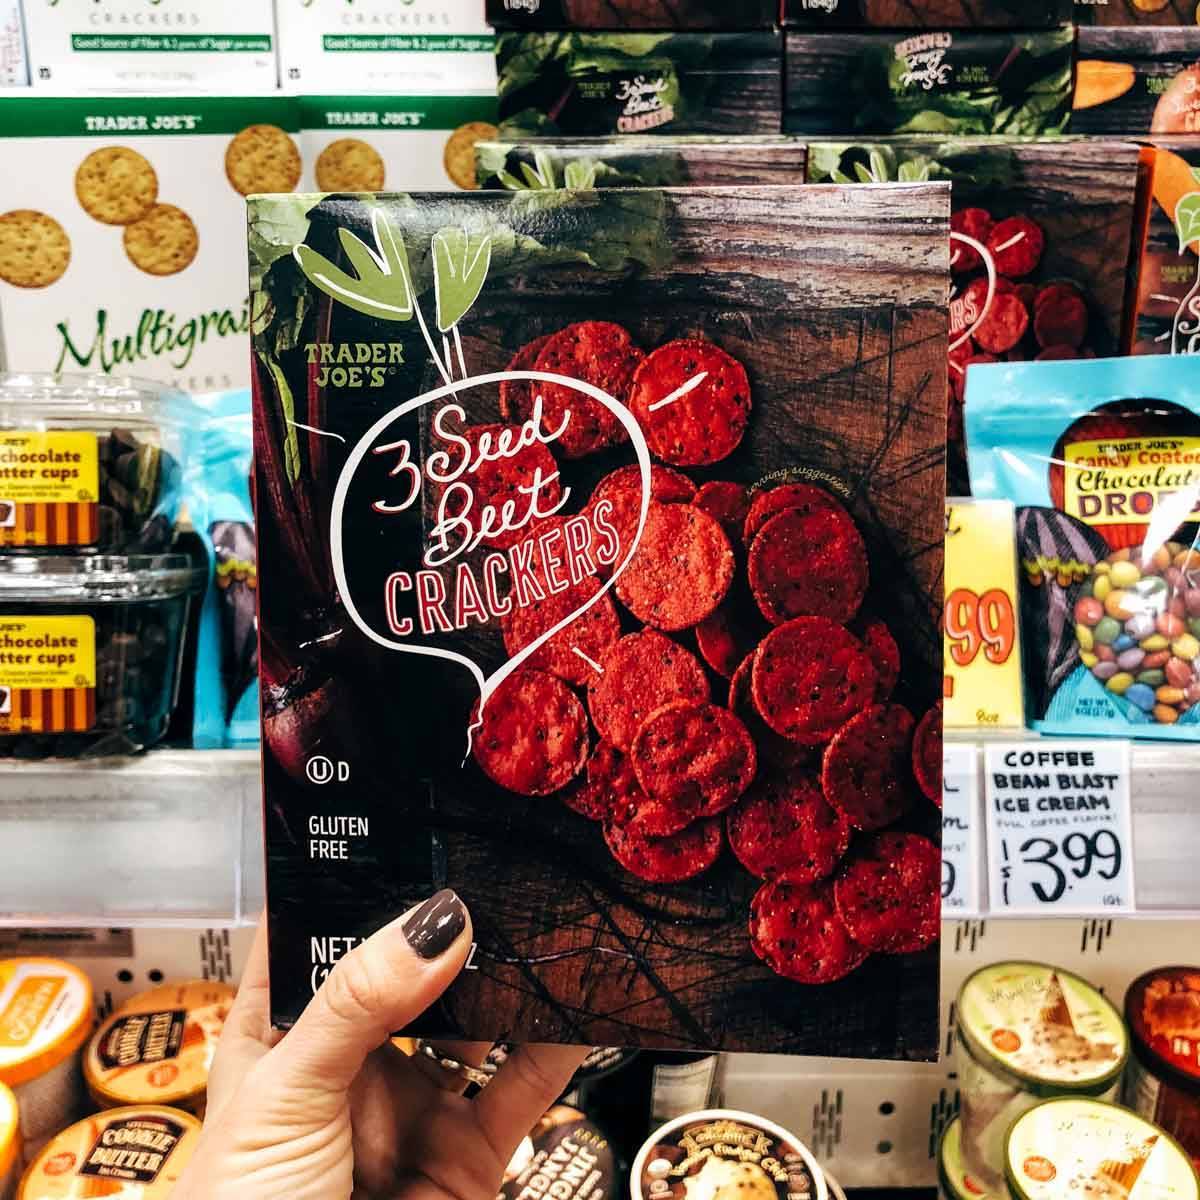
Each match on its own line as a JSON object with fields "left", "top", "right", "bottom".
{"left": 482, "top": 554, "right": 511, "bottom": 617}
{"left": 417, "top": 571, "right": 453, "bottom": 635}
{"left": 508, "top": 537, "right": 547, "bottom": 610}
{"left": 562, "top": 515, "right": 597, "bottom": 584}
{"left": 538, "top": 527, "right": 569, "bottom": 595}
{"left": 592, "top": 499, "right": 619, "bottom": 566}
{"left": 385, "top": 572, "right": 413, "bottom": 636}
{"left": 455, "top": 563, "right": 490, "bottom": 628}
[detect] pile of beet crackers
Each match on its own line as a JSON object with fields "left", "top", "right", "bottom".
{"left": 949, "top": 209, "right": 1094, "bottom": 442}
{"left": 467, "top": 320, "right": 942, "bottom": 987}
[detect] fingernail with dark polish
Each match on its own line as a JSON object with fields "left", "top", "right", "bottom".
{"left": 403, "top": 890, "right": 467, "bottom": 960}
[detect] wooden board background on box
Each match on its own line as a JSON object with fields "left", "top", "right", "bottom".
{"left": 251, "top": 185, "right": 948, "bottom": 1059}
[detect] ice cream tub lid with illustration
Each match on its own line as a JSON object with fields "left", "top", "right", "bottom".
{"left": 631, "top": 1110, "right": 827, "bottom": 1200}
{"left": 84, "top": 981, "right": 235, "bottom": 1110}
{"left": 17, "top": 1106, "right": 201, "bottom": 1199}
{"left": 1005, "top": 1099, "right": 1200, "bottom": 1200}
{"left": 1126, "top": 968, "right": 1200, "bottom": 1097}
{"left": 966, "top": 356, "right": 1200, "bottom": 742}
{"left": 0, "top": 959, "right": 93, "bottom": 1088}
{"left": 956, "top": 962, "right": 1128, "bottom": 1097}
{"left": 939, "top": 1118, "right": 994, "bottom": 1200}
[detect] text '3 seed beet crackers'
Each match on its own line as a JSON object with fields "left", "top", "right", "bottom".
{"left": 248, "top": 185, "right": 949, "bottom": 1060}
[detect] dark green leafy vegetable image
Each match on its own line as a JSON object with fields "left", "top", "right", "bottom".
{"left": 785, "top": 28, "right": 1073, "bottom": 136}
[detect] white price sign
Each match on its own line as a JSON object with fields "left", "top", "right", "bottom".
{"left": 984, "top": 741, "right": 1135, "bottom": 915}
{"left": 942, "top": 743, "right": 980, "bottom": 916}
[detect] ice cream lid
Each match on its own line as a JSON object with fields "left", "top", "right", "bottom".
{"left": 17, "top": 1106, "right": 201, "bottom": 1199}
{"left": 0, "top": 1082, "right": 17, "bottom": 1180}
{"left": 1005, "top": 1099, "right": 1200, "bottom": 1200}
{"left": 0, "top": 959, "right": 94, "bottom": 1088}
{"left": 500, "top": 1105, "right": 617, "bottom": 1200}
{"left": 938, "top": 1118, "right": 996, "bottom": 1200}
{"left": 84, "top": 981, "right": 235, "bottom": 1108}
{"left": 956, "top": 962, "right": 1128, "bottom": 1095}
{"left": 631, "top": 1110, "right": 827, "bottom": 1200}
{"left": 1126, "top": 968, "right": 1200, "bottom": 1097}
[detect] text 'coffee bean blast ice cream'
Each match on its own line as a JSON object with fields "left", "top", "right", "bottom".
{"left": 632, "top": 1111, "right": 826, "bottom": 1200}
{"left": 955, "top": 962, "right": 1130, "bottom": 1192}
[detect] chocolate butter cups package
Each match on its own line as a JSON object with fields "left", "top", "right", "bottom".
{"left": 967, "top": 355, "right": 1200, "bottom": 741}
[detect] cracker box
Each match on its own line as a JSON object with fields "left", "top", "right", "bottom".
{"left": 299, "top": 95, "right": 499, "bottom": 192}
{"left": 785, "top": 29, "right": 1074, "bottom": 136}
{"left": 485, "top": 0, "right": 777, "bottom": 30}
{"left": 783, "top": 0, "right": 1072, "bottom": 28}
{"left": 0, "top": 2, "right": 27, "bottom": 87}
{"left": 1075, "top": 0, "right": 1200, "bottom": 25}
{"left": 475, "top": 135, "right": 807, "bottom": 190}
{"left": 497, "top": 31, "right": 784, "bottom": 137}
{"left": 0, "top": 96, "right": 302, "bottom": 393}
{"left": 1131, "top": 137, "right": 1200, "bottom": 356}
{"left": 1072, "top": 28, "right": 1200, "bottom": 136}
{"left": 276, "top": 0, "right": 495, "bottom": 95}
{"left": 807, "top": 137, "right": 1142, "bottom": 494}
{"left": 250, "top": 184, "right": 948, "bottom": 1057}
{"left": 22, "top": 0, "right": 277, "bottom": 92}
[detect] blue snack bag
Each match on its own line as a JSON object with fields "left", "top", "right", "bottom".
{"left": 182, "top": 390, "right": 258, "bottom": 749}
{"left": 966, "top": 356, "right": 1200, "bottom": 741}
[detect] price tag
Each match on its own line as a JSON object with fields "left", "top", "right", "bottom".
{"left": 944, "top": 500, "right": 1024, "bottom": 732}
{"left": 984, "top": 741, "right": 1135, "bottom": 915}
{"left": 942, "top": 743, "right": 981, "bottom": 916}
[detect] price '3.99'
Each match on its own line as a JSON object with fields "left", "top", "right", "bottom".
{"left": 1002, "top": 831, "right": 1124, "bottom": 905}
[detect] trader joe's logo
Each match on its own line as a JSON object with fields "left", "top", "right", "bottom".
{"left": 895, "top": 32, "right": 953, "bottom": 91}
{"left": 294, "top": 209, "right": 652, "bottom": 749}
{"left": 1171, "top": 168, "right": 1200, "bottom": 356}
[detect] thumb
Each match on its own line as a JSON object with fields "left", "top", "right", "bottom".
{"left": 263, "top": 890, "right": 471, "bottom": 1102}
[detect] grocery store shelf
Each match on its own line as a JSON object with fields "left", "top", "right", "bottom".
{"left": 0, "top": 741, "right": 1195, "bottom": 927}
{"left": 0, "top": 750, "right": 262, "bottom": 928}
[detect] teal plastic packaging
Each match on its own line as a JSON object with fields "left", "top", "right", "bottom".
{"left": 966, "top": 356, "right": 1200, "bottom": 740}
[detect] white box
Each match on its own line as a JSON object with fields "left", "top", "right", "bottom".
{"left": 0, "top": 3, "right": 28, "bottom": 87}
{"left": 23, "top": 0, "right": 277, "bottom": 92}
{"left": 277, "top": 0, "right": 494, "bottom": 94}
{"left": 0, "top": 95, "right": 303, "bottom": 393}
{"left": 299, "top": 94, "right": 498, "bottom": 192}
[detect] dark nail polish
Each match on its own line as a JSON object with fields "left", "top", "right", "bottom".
{"left": 403, "top": 890, "right": 467, "bottom": 960}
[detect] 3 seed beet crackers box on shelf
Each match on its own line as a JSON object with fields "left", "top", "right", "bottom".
{"left": 249, "top": 184, "right": 948, "bottom": 1058}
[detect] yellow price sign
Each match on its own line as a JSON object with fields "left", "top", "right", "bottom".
{"left": 944, "top": 499, "right": 1024, "bottom": 731}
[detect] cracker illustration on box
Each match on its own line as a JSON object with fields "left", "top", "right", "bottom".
{"left": 251, "top": 185, "right": 948, "bottom": 1058}
{"left": 0, "top": 98, "right": 302, "bottom": 391}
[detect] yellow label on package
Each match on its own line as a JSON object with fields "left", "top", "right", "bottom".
{"left": 0, "top": 431, "right": 100, "bottom": 547}
{"left": 1061, "top": 436, "right": 1200, "bottom": 527}
{"left": 944, "top": 500, "right": 1023, "bottom": 730}
{"left": 0, "top": 616, "right": 96, "bottom": 734}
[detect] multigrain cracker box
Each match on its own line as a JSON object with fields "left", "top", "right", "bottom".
{"left": 251, "top": 184, "right": 948, "bottom": 1058}
{"left": 299, "top": 95, "right": 498, "bottom": 192}
{"left": 22, "top": 0, "right": 277, "bottom": 92}
{"left": 276, "top": 0, "right": 494, "bottom": 94}
{"left": 0, "top": 96, "right": 302, "bottom": 392}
